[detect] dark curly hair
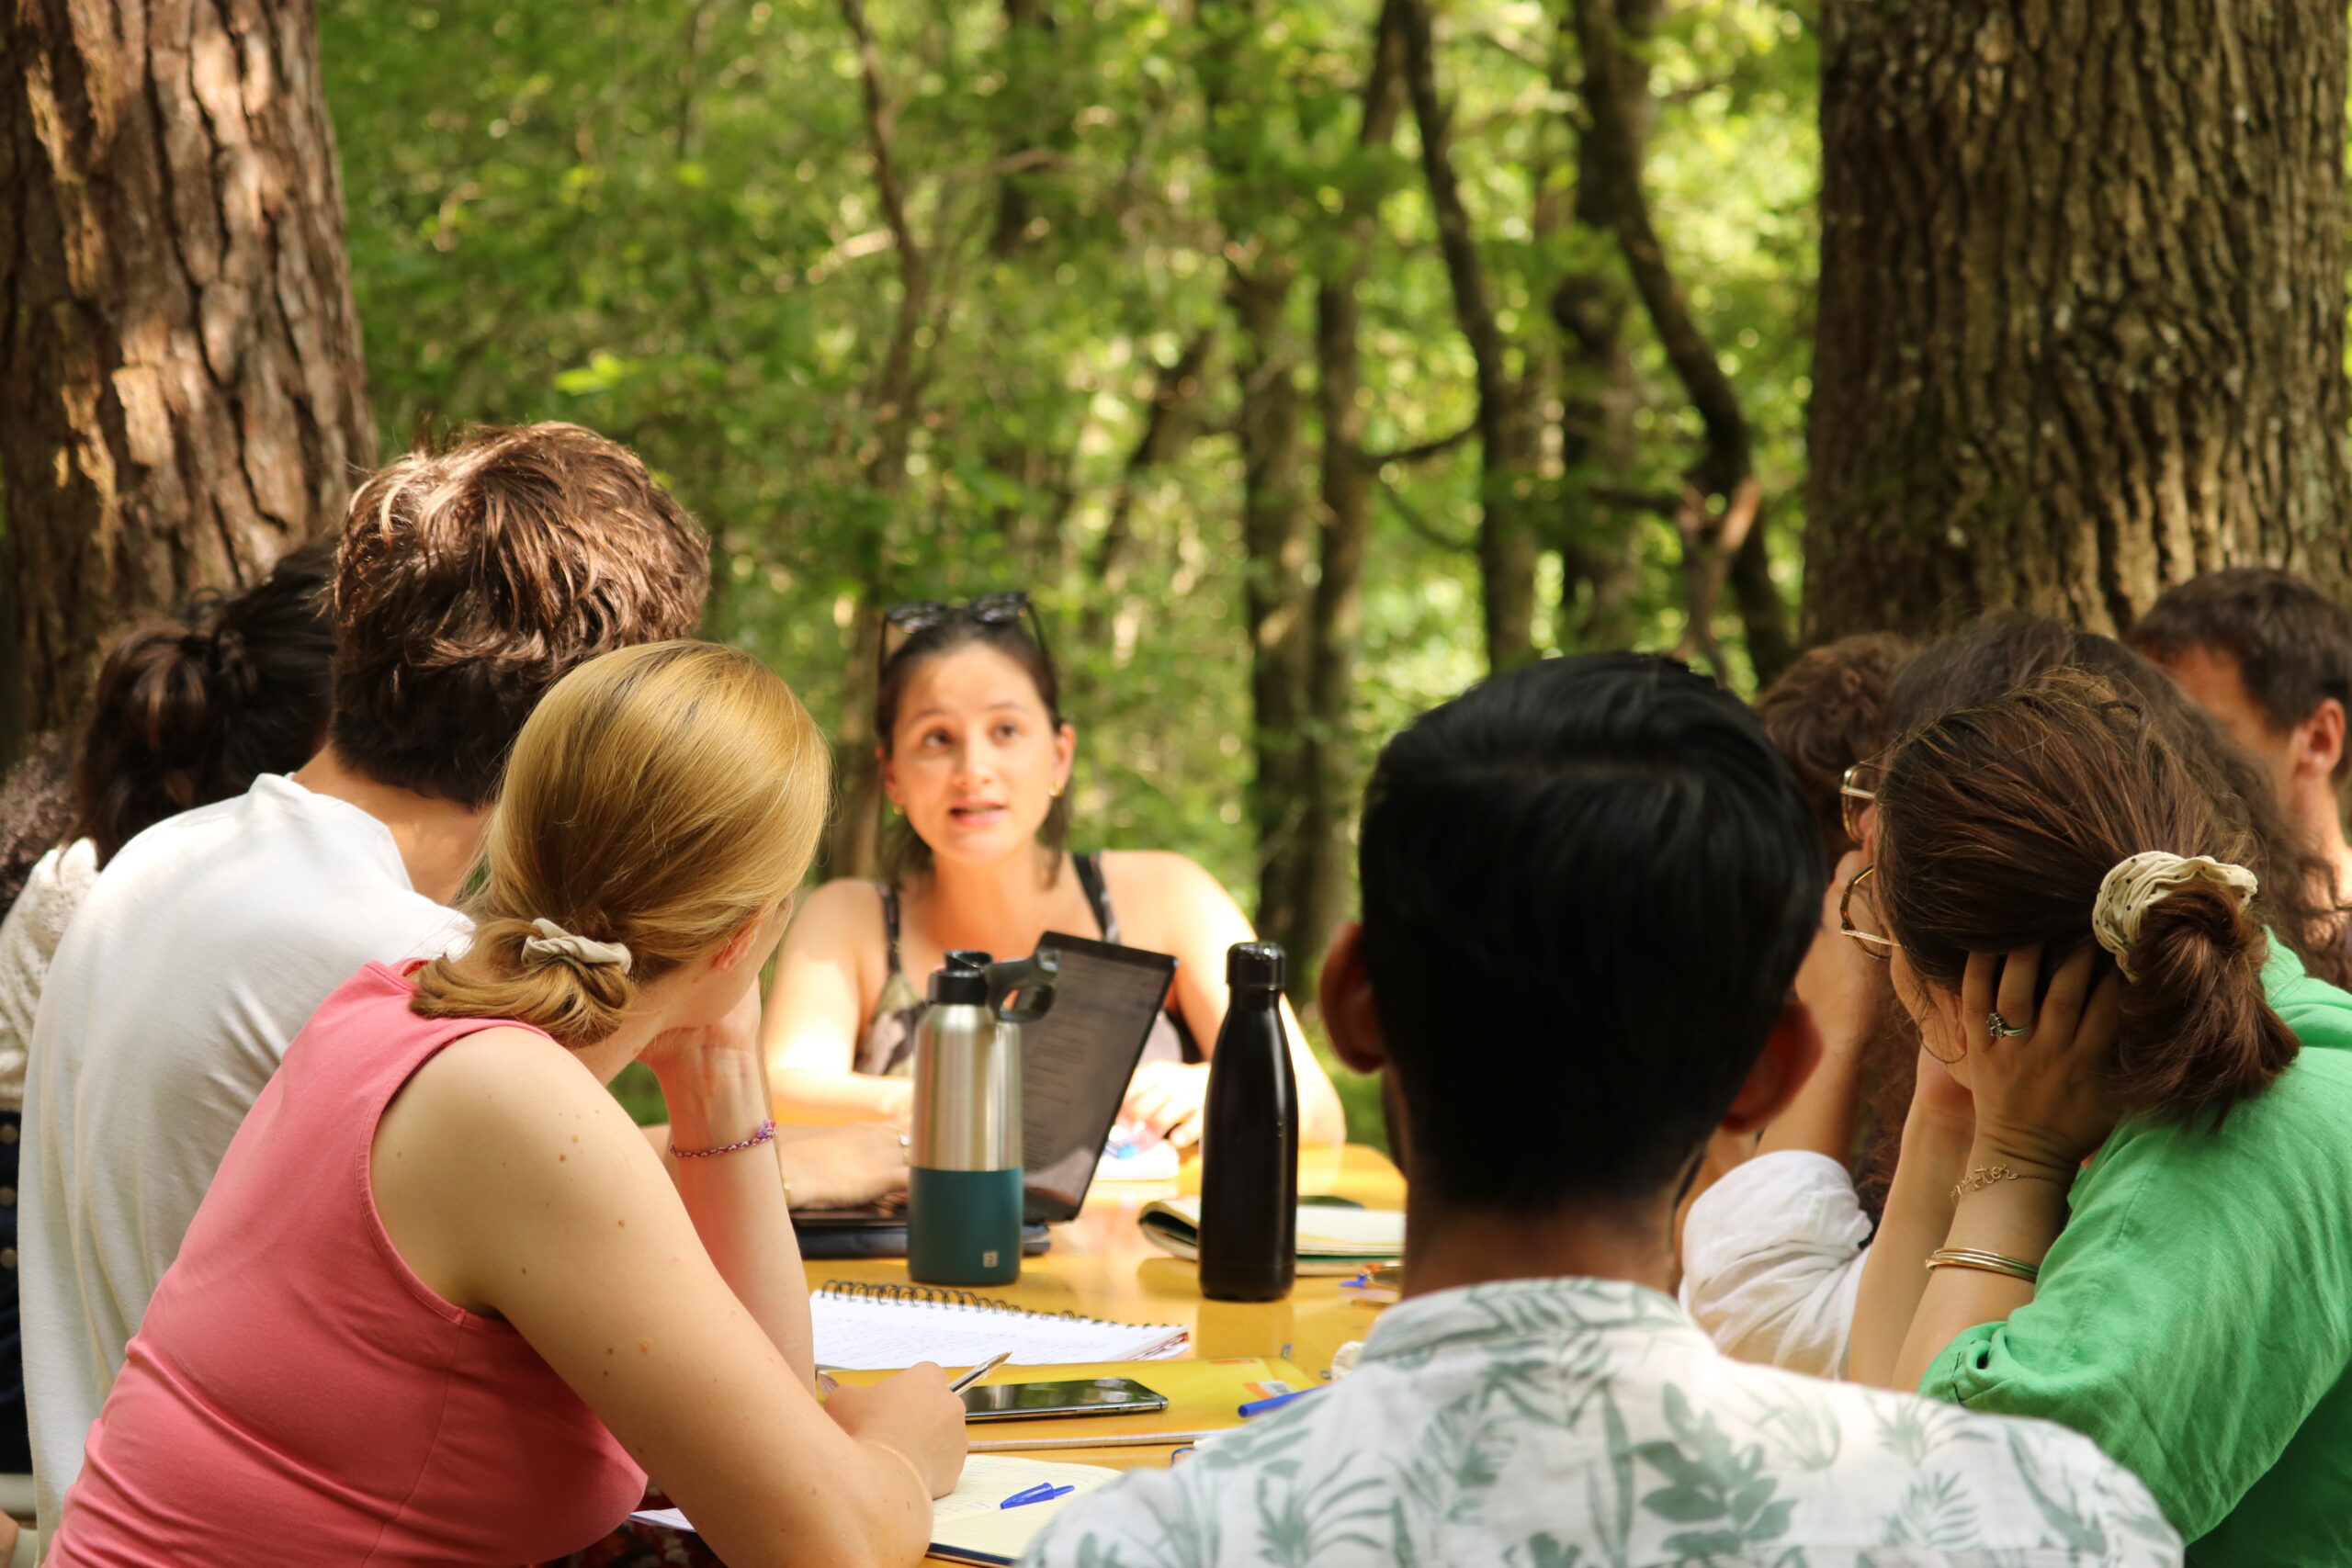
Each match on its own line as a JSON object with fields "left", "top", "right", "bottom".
{"left": 72, "top": 539, "right": 337, "bottom": 865}
{"left": 329, "top": 423, "right": 710, "bottom": 809}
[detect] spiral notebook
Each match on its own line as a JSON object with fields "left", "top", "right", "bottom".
{"left": 812, "top": 1280, "right": 1188, "bottom": 1371}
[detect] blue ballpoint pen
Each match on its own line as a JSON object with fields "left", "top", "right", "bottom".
{"left": 1237, "top": 1386, "right": 1323, "bottom": 1418}
{"left": 1001, "top": 1483, "right": 1077, "bottom": 1509}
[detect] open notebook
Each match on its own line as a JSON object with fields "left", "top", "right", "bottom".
{"left": 812, "top": 1280, "right": 1187, "bottom": 1371}
{"left": 631, "top": 1454, "right": 1120, "bottom": 1566}
{"left": 1136, "top": 1196, "right": 1405, "bottom": 1276}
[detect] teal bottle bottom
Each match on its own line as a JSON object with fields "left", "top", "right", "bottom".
{"left": 908, "top": 1167, "right": 1024, "bottom": 1286}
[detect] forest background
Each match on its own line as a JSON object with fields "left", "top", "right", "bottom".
{"left": 9, "top": 0, "right": 2352, "bottom": 1139}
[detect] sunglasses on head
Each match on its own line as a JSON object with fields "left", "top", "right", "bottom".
{"left": 878, "top": 591, "right": 1052, "bottom": 676}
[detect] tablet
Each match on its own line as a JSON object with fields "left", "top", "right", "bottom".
{"left": 1017, "top": 931, "right": 1178, "bottom": 1223}
{"left": 790, "top": 931, "right": 1176, "bottom": 1233}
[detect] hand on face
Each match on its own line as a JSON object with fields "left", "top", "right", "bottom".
{"left": 1799, "top": 851, "right": 1883, "bottom": 1053}
{"left": 638, "top": 980, "right": 764, "bottom": 1076}
{"left": 1953, "top": 943, "right": 2124, "bottom": 1175}
{"left": 883, "top": 645, "right": 1073, "bottom": 867}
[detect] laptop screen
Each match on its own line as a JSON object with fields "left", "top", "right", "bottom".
{"left": 1020, "top": 931, "right": 1179, "bottom": 1223}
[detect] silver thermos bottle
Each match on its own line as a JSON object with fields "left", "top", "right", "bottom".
{"left": 907, "top": 948, "right": 1057, "bottom": 1286}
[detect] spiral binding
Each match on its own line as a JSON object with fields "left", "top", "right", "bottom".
{"left": 816, "top": 1279, "right": 1095, "bottom": 1322}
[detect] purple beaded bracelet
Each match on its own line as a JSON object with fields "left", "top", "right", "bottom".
{"left": 668, "top": 1119, "right": 778, "bottom": 1160}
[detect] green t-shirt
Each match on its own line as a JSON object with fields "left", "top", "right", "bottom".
{"left": 1923, "top": 940, "right": 2352, "bottom": 1567}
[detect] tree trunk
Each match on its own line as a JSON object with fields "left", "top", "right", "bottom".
{"left": 1224, "top": 264, "right": 1314, "bottom": 965}
{"left": 1399, "top": 0, "right": 1544, "bottom": 674}
{"left": 1200, "top": 0, "right": 1315, "bottom": 964}
{"left": 0, "top": 0, "right": 375, "bottom": 750}
{"left": 1572, "top": 0, "right": 1792, "bottom": 684}
{"left": 1295, "top": 0, "right": 1408, "bottom": 1002}
{"left": 825, "top": 0, "right": 932, "bottom": 880}
{"left": 1806, "top": 0, "right": 2352, "bottom": 643}
{"left": 1080, "top": 330, "right": 1213, "bottom": 659}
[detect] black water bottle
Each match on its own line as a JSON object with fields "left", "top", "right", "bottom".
{"left": 1196, "top": 942, "right": 1298, "bottom": 1303}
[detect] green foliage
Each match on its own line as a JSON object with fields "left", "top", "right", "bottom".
{"left": 321, "top": 0, "right": 1816, "bottom": 1142}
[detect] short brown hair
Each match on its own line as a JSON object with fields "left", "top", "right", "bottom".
{"left": 2129, "top": 568, "right": 2352, "bottom": 783}
{"left": 1880, "top": 671, "right": 2297, "bottom": 1127}
{"left": 1753, "top": 632, "right": 1911, "bottom": 873}
{"left": 329, "top": 423, "right": 709, "bottom": 808}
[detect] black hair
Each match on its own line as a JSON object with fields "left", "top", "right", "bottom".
{"left": 72, "top": 538, "right": 338, "bottom": 865}
{"left": 2128, "top": 568, "right": 2352, "bottom": 781}
{"left": 1358, "top": 652, "right": 1824, "bottom": 1212}
{"left": 1890, "top": 611, "right": 2346, "bottom": 987}
{"left": 874, "top": 613, "right": 1069, "bottom": 884}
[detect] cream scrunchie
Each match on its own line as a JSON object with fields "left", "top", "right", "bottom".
{"left": 2091, "top": 851, "right": 2257, "bottom": 981}
{"left": 519, "top": 917, "right": 633, "bottom": 976}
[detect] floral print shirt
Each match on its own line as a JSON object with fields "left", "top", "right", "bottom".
{"left": 1022, "top": 1277, "right": 2180, "bottom": 1568}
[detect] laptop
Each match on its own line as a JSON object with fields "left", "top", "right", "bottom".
{"left": 793, "top": 931, "right": 1179, "bottom": 1255}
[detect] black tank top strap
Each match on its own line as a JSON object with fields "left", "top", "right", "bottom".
{"left": 1073, "top": 851, "right": 1120, "bottom": 944}
{"left": 876, "top": 881, "right": 904, "bottom": 979}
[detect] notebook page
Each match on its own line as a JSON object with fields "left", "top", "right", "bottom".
{"left": 928, "top": 1455, "right": 1121, "bottom": 1561}
{"left": 812, "top": 1292, "right": 1185, "bottom": 1371}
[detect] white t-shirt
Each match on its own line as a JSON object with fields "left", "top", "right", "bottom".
{"left": 1679, "top": 1147, "right": 1871, "bottom": 1378}
{"left": 0, "top": 839, "right": 98, "bottom": 1111}
{"left": 19, "top": 774, "right": 468, "bottom": 1529}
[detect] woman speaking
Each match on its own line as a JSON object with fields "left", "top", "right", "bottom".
{"left": 763, "top": 593, "right": 1344, "bottom": 1151}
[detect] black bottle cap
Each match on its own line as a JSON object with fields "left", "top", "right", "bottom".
{"left": 930, "top": 949, "right": 993, "bottom": 1005}
{"left": 1227, "top": 942, "right": 1284, "bottom": 991}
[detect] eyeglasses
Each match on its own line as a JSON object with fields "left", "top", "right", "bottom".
{"left": 1839, "top": 759, "right": 1883, "bottom": 846}
{"left": 1838, "top": 863, "right": 1901, "bottom": 960}
{"left": 879, "top": 591, "right": 1052, "bottom": 673}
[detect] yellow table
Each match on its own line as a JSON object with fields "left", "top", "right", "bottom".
{"left": 812, "top": 1143, "right": 1403, "bottom": 1566}
{"left": 807, "top": 1144, "right": 1404, "bottom": 1387}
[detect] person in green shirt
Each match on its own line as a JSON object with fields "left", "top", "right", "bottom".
{"left": 1845, "top": 668, "right": 2352, "bottom": 1567}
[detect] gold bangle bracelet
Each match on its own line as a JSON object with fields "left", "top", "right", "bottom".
{"left": 1950, "top": 1165, "right": 2070, "bottom": 1204}
{"left": 1925, "top": 1247, "right": 2041, "bottom": 1283}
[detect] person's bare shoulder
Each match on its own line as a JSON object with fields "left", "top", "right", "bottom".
{"left": 1094, "top": 852, "right": 1245, "bottom": 947}
{"left": 786, "top": 878, "right": 891, "bottom": 960}
{"left": 387, "top": 1025, "right": 643, "bottom": 1177}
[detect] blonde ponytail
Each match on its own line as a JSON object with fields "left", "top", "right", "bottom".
{"left": 412, "top": 640, "right": 830, "bottom": 1045}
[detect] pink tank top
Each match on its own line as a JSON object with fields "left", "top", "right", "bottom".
{"left": 46, "top": 964, "right": 645, "bottom": 1567}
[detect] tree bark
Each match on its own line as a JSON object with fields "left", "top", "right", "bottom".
{"left": 0, "top": 0, "right": 375, "bottom": 750}
{"left": 1806, "top": 0, "right": 2352, "bottom": 643}
{"left": 1295, "top": 0, "right": 1409, "bottom": 1000}
{"left": 1399, "top": 0, "right": 1544, "bottom": 674}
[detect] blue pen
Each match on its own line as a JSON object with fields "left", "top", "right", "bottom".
{"left": 1238, "top": 1386, "right": 1322, "bottom": 1418}
{"left": 1001, "top": 1483, "right": 1076, "bottom": 1509}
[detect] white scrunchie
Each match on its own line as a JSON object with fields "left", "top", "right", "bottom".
{"left": 2091, "top": 851, "right": 2257, "bottom": 980}
{"left": 519, "top": 917, "right": 633, "bottom": 976}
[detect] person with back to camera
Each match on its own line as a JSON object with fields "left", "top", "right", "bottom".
{"left": 1023, "top": 653, "right": 2180, "bottom": 1568}
{"left": 1679, "top": 614, "right": 2348, "bottom": 1382}
{"left": 0, "top": 541, "right": 336, "bottom": 1564}
{"left": 1845, "top": 669, "right": 2352, "bottom": 1566}
{"left": 17, "top": 423, "right": 901, "bottom": 1540}
{"left": 40, "top": 641, "right": 967, "bottom": 1568}
{"left": 763, "top": 592, "right": 1345, "bottom": 1154}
